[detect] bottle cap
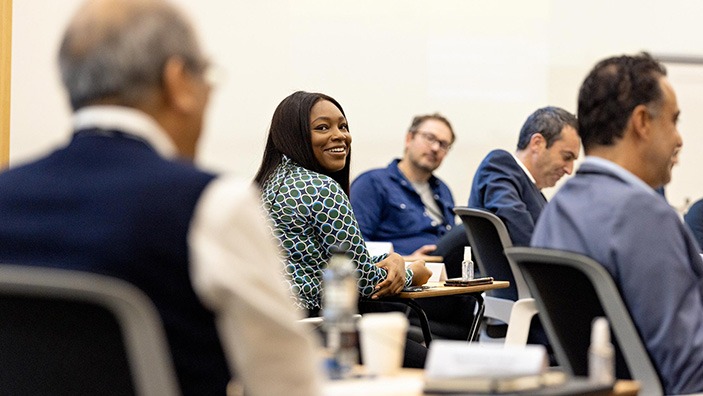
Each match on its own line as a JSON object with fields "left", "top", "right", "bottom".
{"left": 463, "top": 246, "right": 472, "bottom": 262}
{"left": 591, "top": 317, "right": 611, "bottom": 346}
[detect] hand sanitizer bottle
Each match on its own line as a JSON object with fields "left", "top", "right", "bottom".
{"left": 589, "top": 317, "right": 615, "bottom": 384}
{"left": 461, "top": 246, "right": 474, "bottom": 281}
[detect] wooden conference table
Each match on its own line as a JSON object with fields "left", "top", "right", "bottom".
{"left": 384, "top": 280, "right": 510, "bottom": 346}
{"left": 322, "top": 368, "right": 641, "bottom": 396}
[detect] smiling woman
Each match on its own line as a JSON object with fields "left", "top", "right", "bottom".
{"left": 310, "top": 99, "right": 351, "bottom": 174}
{"left": 252, "top": 91, "right": 431, "bottom": 316}
{"left": 0, "top": 0, "right": 11, "bottom": 168}
{"left": 252, "top": 91, "right": 432, "bottom": 368}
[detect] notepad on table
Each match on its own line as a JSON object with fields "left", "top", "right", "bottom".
{"left": 423, "top": 341, "right": 566, "bottom": 394}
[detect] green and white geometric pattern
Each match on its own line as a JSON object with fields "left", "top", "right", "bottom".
{"left": 261, "top": 156, "right": 411, "bottom": 310}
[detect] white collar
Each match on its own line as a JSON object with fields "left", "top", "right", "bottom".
{"left": 511, "top": 151, "right": 537, "bottom": 186}
{"left": 72, "top": 105, "right": 178, "bottom": 159}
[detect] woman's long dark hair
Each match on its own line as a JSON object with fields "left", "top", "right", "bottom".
{"left": 253, "top": 91, "right": 352, "bottom": 194}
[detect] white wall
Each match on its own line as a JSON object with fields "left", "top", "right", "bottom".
{"left": 11, "top": 0, "right": 703, "bottom": 209}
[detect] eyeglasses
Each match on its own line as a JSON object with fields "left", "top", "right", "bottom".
{"left": 202, "top": 63, "right": 227, "bottom": 87}
{"left": 185, "top": 56, "right": 227, "bottom": 87}
{"left": 415, "top": 131, "right": 452, "bottom": 152}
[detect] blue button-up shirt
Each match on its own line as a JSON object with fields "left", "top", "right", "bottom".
{"left": 350, "top": 159, "right": 455, "bottom": 255}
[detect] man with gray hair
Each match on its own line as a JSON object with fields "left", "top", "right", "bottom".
{"left": 469, "top": 106, "right": 580, "bottom": 246}
{"left": 0, "top": 0, "right": 321, "bottom": 395}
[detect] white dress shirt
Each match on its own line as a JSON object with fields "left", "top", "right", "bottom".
{"left": 511, "top": 151, "right": 537, "bottom": 186}
{"left": 74, "top": 106, "right": 322, "bottom": 396}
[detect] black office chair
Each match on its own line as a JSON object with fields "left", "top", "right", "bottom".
{"left": 0, "top": 265, "right": 180, "bottom": 396}
{"left": 453, "top": 207, "right": 537, "bottom": 345}
{"left": 454, "top": 207, "right": 532, "bottom": 301}
{"left": 504, "top": 247, "right": 664, "bottom": 396}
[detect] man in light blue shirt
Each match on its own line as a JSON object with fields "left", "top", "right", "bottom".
{"left": 531, "top": 53, "right": 703, "bottom": 394}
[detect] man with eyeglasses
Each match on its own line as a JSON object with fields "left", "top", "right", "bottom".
{"left": 352, "top": 115, "right": 485, "bottom": 341}
{"left": 469, "top": 106, "right": 580, "bottom": 246}
{"left": 350, "top": 113, "right": 457, "bottom": 258}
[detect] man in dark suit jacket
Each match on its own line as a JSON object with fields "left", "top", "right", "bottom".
{"left": 461, "top": 107, "right": 580, "bottom": 348}
{"left": 469, "top": 106, "right": 580, "bottom": 246}
{"left": 436, "top": 107, "right": 580, "bottom": 273}
{"left": 685, "top": 198, "right": 703, "bottom": 252}
{"left": 0, "top": 1, "right": 321, "bottom": 395}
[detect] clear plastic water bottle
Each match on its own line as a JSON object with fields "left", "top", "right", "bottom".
{"left": 322, "top": 248, "right": 359, "bottom": 379}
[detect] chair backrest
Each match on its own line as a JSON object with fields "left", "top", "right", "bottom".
{"left": 504, "top": 247, "right": 664, "bottom": 396}
{"left": 0, "top": 264, "right": 180, "bottom": 396}
{"left": 453, "top": 207, "right": 531, "bottom": 301}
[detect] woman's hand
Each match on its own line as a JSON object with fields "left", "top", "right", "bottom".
{"left": 371, "top": 253, "right": 407, "bottom": 299}
{"left": 408, "top": 261, "right": 432, "bottom": 286}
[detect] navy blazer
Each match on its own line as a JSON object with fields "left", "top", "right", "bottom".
{"left": 468, "top": 149, "right": 546, "bottom": 246}
{"left": 685, "top": 198, "right": 703, "bottom": 252}
{"left": 0, "top": 130, "right": 229, "bottom": 396}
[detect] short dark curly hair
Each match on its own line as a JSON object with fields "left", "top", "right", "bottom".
{"left": 577, "top": 52, "right": 667, "bottom": 152}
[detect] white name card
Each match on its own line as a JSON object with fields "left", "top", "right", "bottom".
{"left": 425, "top": 340, "right": 547, "bottom": 379}
{"left": 426, "top": 262, "right": 447, "bottom": 282}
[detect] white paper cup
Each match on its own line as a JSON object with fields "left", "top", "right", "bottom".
{"left": 358, "top": 312, "right": 409, "bottom": 376}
